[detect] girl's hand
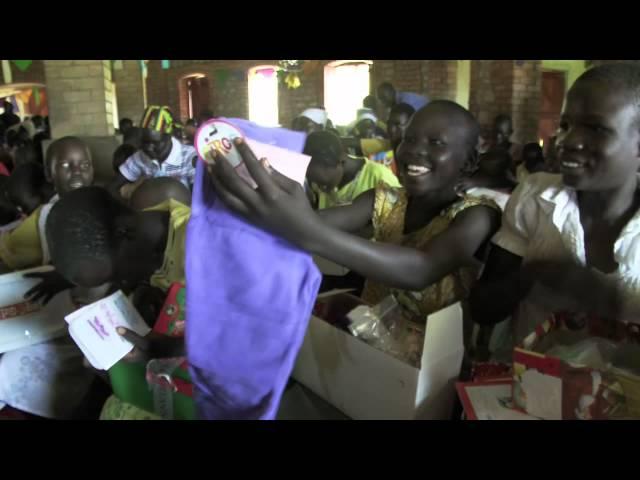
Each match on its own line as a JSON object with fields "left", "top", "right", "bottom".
{"left": 206, "top": 137, "right": 320, "bottom": 250}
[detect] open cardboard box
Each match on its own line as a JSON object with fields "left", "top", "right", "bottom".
{"left": 512, "top": 314, "right": 640, "bottom": 420}
{"left": 292, "top": 290, "right": 464, "bottom": 420}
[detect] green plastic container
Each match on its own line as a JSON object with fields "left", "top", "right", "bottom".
{"left": 109, "top": 360, "right": 196, "bottom": 420}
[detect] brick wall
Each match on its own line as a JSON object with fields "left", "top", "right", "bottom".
{"left": 146, "top": 60, "right": 276, "bottom": 121}
{"left": 113, "top": 60, "right": 146, "bottom": 125}
{"left": 469, "top": 60, "right": 541, "bottom": 144}
{"left": 44, "top": 60, "right": 115, "bottom": 137}
{"left": 421, "top": 60, "right": 458, "bottom": 101}
{"left": 147, "top": 60, "right": 546, "bottom": 145}
{"left": 512, "top": 61, "right": 542, "bottom": 144}
{"left": 370, "top": 60, "right": 457, "bottom": 101}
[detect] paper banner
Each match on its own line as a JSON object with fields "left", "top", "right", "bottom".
{"left": 255, "top": 67, "right": 275, "bottom": 78}
{"left": 33, "top": 87, "right": 40, "bottom": 107}
{"left": 161, "top": 60, "right": 170, "bottom": 70}
{"left": 1, "top": 60, "right": 11, "bottom": 84}
{"left": 12, "top": 60, "right": 32, "bottom": 72}
{"left": 215, "top": 69, "right": 230, "bottom": 88}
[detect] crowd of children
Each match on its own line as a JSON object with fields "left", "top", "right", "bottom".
{"left": 0, "top": 64, "right": 637, "bottom": 420}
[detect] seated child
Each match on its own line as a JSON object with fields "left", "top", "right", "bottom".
{"left": 118, "top": 118, "right": 134, "bottom": 136}
{"left": 517, "top": 142, "right": 546, "bottom": 182}
{"left": 207, "top": 100, "right": 502, "bottom": 327}
{"left": 109, "top": 106, "right": 197, "bottom": 195}
{"left": 0, "top": 137, "right": 97, "bottom": 420}
{"left": 490, "top": 114, "right": 523, "bottom": 170}
{"left": 369, "top": 102, "right": 416, "bottom": 174}
{"left": 45, "top": 186, "right": 191, "bottom": 419}
{"left": 291, "top": 108, "right": 328, "bottom": 135}
{"left": 304, "top": 130, "right": 400, "bottom": 209}
{"left": 458, "top": 150, "right": 517, "bottom": 195}
{"left": 362, "top": 94, "right": 388, "bottom": 133}
{"left": 470, "top": 63, "right": 640, "bottom": 357}
{"left": 351, "top": 108, "right": 383, "bottom": 139}
{"left": 0, "top": 138, "right": 92, "bottom": 271}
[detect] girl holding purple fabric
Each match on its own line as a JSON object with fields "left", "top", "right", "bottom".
{"left": 208, "top": 101, "right": 502, "bottom": 327}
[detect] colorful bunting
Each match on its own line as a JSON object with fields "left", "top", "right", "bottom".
{"left": 12, "top": 60, "right": 32, "bottom": 72}
{"left": 215, "top": 69, "right": 231, "bottom": 89}
{"left": 255, "top": 67, "right": 275, "bottom": 78}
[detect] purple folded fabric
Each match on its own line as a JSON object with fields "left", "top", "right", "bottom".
{"left": 185, "top": 119, "right": 320, "bottom": 420}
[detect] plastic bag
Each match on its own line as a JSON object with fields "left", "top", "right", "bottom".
{"left": 542, "top": 335, "right": 640, "bottom": 377}
{"left": 347, "top": 295, "right": 424, "bottom": 367}
{"left": 545, "top": 337, "right": 618, "bottom": 371}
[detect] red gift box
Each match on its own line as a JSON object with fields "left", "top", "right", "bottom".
{"left": 512, "top": 312, "right": 640, "bottom": 420}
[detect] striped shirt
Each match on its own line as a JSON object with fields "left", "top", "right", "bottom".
{"left": 119, "top": 137, "right": 197, "bottom": 187}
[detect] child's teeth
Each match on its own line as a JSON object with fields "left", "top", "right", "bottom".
{"left": 407, "top": 165, "right": 430, "bottom": 176}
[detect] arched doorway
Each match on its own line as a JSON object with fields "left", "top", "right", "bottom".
{"left": 179, "top": 73, "right": 210, "bottom": 120}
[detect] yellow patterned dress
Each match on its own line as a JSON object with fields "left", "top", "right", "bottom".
{"left": 361, "top": 183, "right": 500, "bottom": 323}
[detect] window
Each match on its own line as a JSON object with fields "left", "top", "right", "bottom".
{"left": 248, "top": 65, "right": 279, "bottom": 127}
{"left": 324, "top": 60, "right": 372, "bottom": 127}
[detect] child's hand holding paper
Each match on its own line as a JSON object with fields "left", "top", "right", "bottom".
{"left": 65, "top": 291, "right": 152, "bottom": 370}
{"left": 116, "top": 328, "right": 184, "bottom": 363}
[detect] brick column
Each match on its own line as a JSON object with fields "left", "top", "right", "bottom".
{"left": 44, "top": 60, "right": 115, "bottom": 138}
{"left": 370, "top": 60, "right": 458, "bottom": 102}
{"left": 421, "top": 60, "right": 458, "bottom": 101}
{"left": 113, "top": 60, "right": 146, "bottom": 125}
{"left": 512, "top": 61, "right": 542, "bottom": 144}
{"left": 469, "top": 60, "right": 542, "bottom": 144}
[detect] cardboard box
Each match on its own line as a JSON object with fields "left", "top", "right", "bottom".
{"left": 292, "top": 292, "right": 465, "bottom": 420}
{"left": 512, "top": 314, "right": 640, "bottom": 420}
{"left": 457, "top": 380, "right": 538, "bottom": 420}
{"left": 0, "top": 266, "right": 75, "bottom": 354}
{"left": 313, "top": 256, "right": 350, "bottom": 277}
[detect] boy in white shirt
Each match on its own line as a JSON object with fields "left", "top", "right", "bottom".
{"left": 471, "top": 63, "right": 640, "bottom": 355}
{"left": 109, "top": 106, "right": 197, "bottom": 196}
